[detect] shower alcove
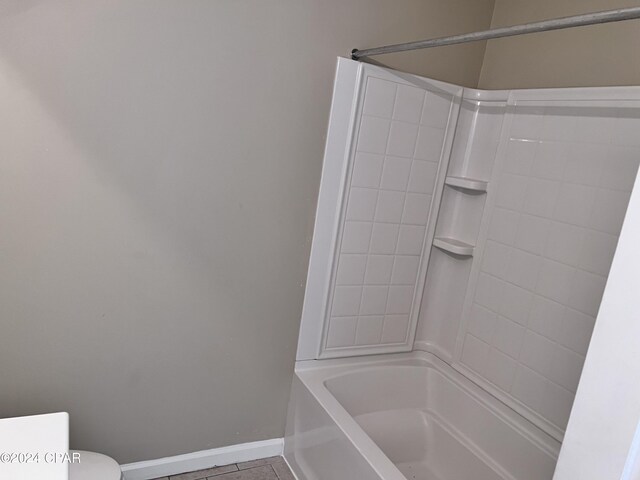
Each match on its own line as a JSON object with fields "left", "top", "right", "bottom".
{"left": 285, "top": 58, "right": 640, "bottom": 480}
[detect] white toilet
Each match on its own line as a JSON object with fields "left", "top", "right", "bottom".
{"left": 0, "top": 412, "right": 122, "bottom": 480}
{"left": 70, "top": 450, "right": 122, "bottom": 480}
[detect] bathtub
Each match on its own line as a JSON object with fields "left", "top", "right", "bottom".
{"left": 284, "top": 352, "right": 560, "bottom": 480}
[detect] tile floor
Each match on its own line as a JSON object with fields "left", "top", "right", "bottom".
{"left": 152, "top": 456, "right": 294, "bottom": 480}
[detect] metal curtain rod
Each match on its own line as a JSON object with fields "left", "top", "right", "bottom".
{"left": 351, "top": 6, "right": 640, "bottom": 59}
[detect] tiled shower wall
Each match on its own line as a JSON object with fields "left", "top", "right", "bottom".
{"left": 322, "top": 75, "right": 456, "bottom": 355}
{"left": 306, "top": 59, "right": 640, "bottom": 441}
{"left": 459, "top": 102, "right": 640, "bottom": 432}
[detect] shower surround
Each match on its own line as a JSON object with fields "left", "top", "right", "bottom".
{"left": 286, "top": 58, "right": 640, "bottom": 480}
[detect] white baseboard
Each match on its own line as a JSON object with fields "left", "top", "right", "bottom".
{"left": 120, "top": 438, "right": 284, "bottom": 480}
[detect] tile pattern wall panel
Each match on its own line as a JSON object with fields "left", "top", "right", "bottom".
{"left": 459, "top": 102, "right": 640, "bottom": 432}
{"left": 323, "top": 75, "right": 456, "bottom": 355}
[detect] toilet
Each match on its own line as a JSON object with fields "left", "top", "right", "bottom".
{"left": 0, "top": 412, "right": 122, "bottom": 480}
{"left": 70, "top": 450, "right": 122, "bottom": 480}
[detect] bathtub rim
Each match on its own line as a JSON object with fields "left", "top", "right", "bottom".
{"left": 294, "top": 350, "right": 560, "bottom": 480}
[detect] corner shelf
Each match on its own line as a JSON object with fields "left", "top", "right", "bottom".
{"left": 433, "top": 237, "right": 475, "bottom": 257}
{"left": 444, "top": 176, "right": 488, "bottom": 193}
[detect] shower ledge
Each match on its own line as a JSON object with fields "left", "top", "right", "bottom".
{"left": 433, "top": 237, "right": 475, "bottom": 257}
{"left": 444, "top": 176, "right": 488, "bottom": 193}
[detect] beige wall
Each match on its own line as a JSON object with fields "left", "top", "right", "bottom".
{"left": 479, "top": 0, "right": 640, "bottom": 89}
{"left": 0, "top": 0, "right": 494, "bottom": 464}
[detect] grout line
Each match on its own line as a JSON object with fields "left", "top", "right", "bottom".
{"left": 360, "top": 112, "right": 445, "bottom": 131}
{"left": 509, "top": 134, "right": 640, "bottom": 149}
{"left": 464, "top": 331, "right": 577, "bottom": 396}
{"left": 352, "top": 83, "right": 400, "bottom": 346}
{"left": 485, "top": 230, "right": 610, "bottom": 281}
{"left": 344, "top": 216, "right": 431, "bottom": 228}
{"left": 352, "top": 85, "right": 398, "bottom": 336}
{"left": 166, "top": 457, "right": 290, "bottom": 480}
{"left": 474, "top": 266, "right": 595, "bottom": 333}
{"left": 471, "top": 277, "right": 590, "bottom": 357}
{"left": 500, "top": 163, "right": 635, "bottom": 195}
{"left": 268, "top": 464, "right": 279, "bottom": 480}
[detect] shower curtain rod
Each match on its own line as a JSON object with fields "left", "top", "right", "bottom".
{"left": 351, "top": 6, "right": 640, "bottom": 59}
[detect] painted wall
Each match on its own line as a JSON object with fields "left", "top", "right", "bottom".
{"left": 0, "top": 0, "right": 495, "bottom": 464}
{"left": 479, "top": 0, "right": 640, "bottom": 89}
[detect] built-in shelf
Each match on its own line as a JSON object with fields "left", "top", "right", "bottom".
{"left": 433, "top": 237, "right": 475, "bottom": 257}
{"left": 444, "top": 176, "right": 488, "bottom": 193}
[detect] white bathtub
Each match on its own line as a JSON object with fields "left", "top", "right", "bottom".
{"left": 284, "top": 352, "right": 560, "bottom": 480}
